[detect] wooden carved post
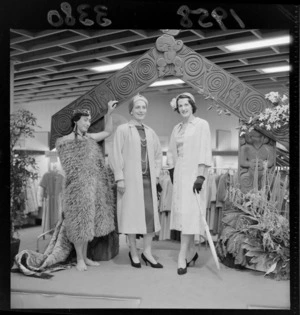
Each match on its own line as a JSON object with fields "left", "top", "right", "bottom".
{"left": 239, "top": 129, "right": 276, "bottom": 193}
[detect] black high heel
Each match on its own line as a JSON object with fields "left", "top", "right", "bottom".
{"left": 128, "top": 252, "right": 141, "bottom": 268}
{"left": 187, "top": 252, "right": 199, "bottom": 267}
{"left": 141, "top": 253, "right": 163, "bottom": 268}
{"left": 177, "top": 259, "right": 187, "bottom": 275}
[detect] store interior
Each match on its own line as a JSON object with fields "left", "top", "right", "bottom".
{"left": 10, "top": 29, "right": 291, "bottom": 309}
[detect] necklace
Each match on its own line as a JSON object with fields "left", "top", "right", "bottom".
{"left": 73, "top": 130, "right": 86, "bottom": 138}
{"left": 141, "top": 150, "right": 148, "bottom": 175}
{"left": 140, "top": 136, "right": 147, "bottom": 147}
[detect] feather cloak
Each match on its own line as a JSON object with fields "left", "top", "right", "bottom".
{"left": 56, "top": 136, "right": 115, "bottom": 243}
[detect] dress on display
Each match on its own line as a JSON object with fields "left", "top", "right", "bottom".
{"left": 158, "top": 171, "right": 173, "bottom": 240}
{"left": 39, "top": 170, "right": 64, "bottom": 230}
{"left": 25, "top": 178, "right": 39, "bottom": 215}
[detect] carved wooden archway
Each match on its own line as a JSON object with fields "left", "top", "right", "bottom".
{"left": 50, "top": 31, "right": 289, "bottom": 192}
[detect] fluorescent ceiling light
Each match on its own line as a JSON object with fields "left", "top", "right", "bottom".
{"left": 260, "top": 65, "right": 291, "bottom": 73}
{"left": 225, "top": 35, "right": 291, "bottom": 52}
{"left": 90, "top": 61, "right": 132, "bottom": 73}
{"left": 150, "top": 79, "right": 185, "bottom": 87}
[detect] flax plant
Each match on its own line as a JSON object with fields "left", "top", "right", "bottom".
{"left": 216, "top": 161, "right": 290, "bottom": 280}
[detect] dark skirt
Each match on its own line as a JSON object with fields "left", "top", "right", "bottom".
{"left": 142, "top": 174, "right": 155, "bottom": 233}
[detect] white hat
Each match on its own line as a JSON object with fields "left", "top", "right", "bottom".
{"left": 176, "top": 92, "right": 195, "bottom": 102}
{"left": 129, "top": 94, "right": 148, "bottom": 113}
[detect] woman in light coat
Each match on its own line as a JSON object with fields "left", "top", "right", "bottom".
{"left": 111, "top": 94, "right": 163, "bottom": 268}
{"left": 167, "top": 92, "right": 212, "bottom": 275}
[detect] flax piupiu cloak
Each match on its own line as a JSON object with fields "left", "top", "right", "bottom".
{"left": 56, "top": 136, "right": 115, "bottom": 244}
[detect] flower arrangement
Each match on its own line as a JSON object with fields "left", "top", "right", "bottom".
{"left": 170, "top": 97, "right": 177, "bottom": 111}
{"left": 239, "top": 91, "right": 289, "bottom": 136}
{"left": 216, "top": 161, "right": 290, "bottom": 280}
{"left": 10, "top": 109, "right": 40, "bottom": 240}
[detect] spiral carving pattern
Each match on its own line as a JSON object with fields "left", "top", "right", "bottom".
{"left": 183, "top": 54, "right": 203, "bottom": 77}
{"left": 270, "top": 124, "right": 289, "bottom": 146}
{"left": 114, "top": 72, "right": 135, "bottom": 97}
{"left": 77, "top": 97, "right": 99, "bottom": 121}
{"left": 240, "top": 94, "right": 266, "bottom": 120}
{"left": 239, "top": 171, "right": 254, "bottom": 193}
{"left": 135, "top": 57, "right": 157, "bottom": 82}
{"left": 271, "top": 123, "right": 289, "bottom": 137}
{"left": 51, "top": 110, "right": 73, "bottom": 136}
{"left": 205, "top": 71, "right": 228, "bottom": 94}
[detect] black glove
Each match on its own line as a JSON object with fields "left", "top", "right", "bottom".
{"left": 169, "top": 168, "right": 174, "bottom": 184}
{"left": 193, "top": 176, "right": 205, "bottom": 193}
{"left": 156, "top": 183, "right": 162, "bottom": 193}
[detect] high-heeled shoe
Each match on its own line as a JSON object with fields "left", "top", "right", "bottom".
{"left": 141, "top": 253, "right": 163, "bottom": 268}
{"left": 128, "top": 252, "right": 141, "bottom": 268}
{"left": 187, "top": 252, "right": 199, "bottom": 267}
{"left": 177, "top": 259, "right": 187, "bottom": 275}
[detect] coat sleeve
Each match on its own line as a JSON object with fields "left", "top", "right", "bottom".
{"left": 153, "top": 131, "right": 162, "bottom": 179}
{"left": 111, "top": 126, "right": 126, "bottom": 182}
{"left": 197, "top": 120, "right": 212, "bottom": 167}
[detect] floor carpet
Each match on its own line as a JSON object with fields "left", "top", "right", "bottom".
{"left": 10, "top": 226, "right": 290, "bottom": 309}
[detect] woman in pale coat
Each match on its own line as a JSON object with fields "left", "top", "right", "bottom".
{"left": 168, "top": 92, "right": 212, "bottom": 275}
{"left": 111, "top": 94, "right": 163, "bottom": 268}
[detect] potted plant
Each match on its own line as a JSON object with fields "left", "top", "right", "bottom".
{"left": 10, "top": 109, "right": 39, "bottom": 268}
{"left": 216, "top": 159, "right": 290, "bottom": 280}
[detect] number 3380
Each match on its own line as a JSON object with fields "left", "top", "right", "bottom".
{"left": 47, "top": 2, "right": 111, "bottom": 27}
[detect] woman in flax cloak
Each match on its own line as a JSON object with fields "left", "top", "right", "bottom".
{"left": 56, "top": 100, "right": 117, "bottom": 271}
{"left": 167, "top": 92, "right": 212, "bottom": 275}
{"left": 111, "top": 94, "right": 163, "bottom": 269}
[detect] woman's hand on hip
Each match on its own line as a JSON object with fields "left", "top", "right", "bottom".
{"left": 117, "top": 180, "right": 126, "bottom": 194}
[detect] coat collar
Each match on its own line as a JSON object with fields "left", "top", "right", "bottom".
{"left": 128, "top": 119, "right": 149, "bottom": 129}
{"left": 177, "top": 116, "right": 199, "bottom": 128}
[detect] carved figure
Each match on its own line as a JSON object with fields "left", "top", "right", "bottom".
{"left": 226, "top": 84, "right": 244, "bottom": 108}
{"left": 239, "top": 130, "right": 276, "bottom": 193}
{"left": 156, "top": 34, "right": 183, "bottom": 76}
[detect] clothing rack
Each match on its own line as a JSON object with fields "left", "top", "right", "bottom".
{"left": 210, "top": 167, "right": 237, "bottom": 169}
{"left": 209, "top": 167, "right": 237, "bottom": 175}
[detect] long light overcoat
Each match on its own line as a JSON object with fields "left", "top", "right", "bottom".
{"left": 111, "top": 121, "right": 162, "bottom": 234}
{"left": 167, "top": 117, "right": 212, "bottom": 234}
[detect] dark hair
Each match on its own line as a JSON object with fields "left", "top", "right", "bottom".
{"left": 71, "top": 112, "right": 90, "bottom": 128}
{"left": 175, "top": 95, "right": 197, "bottom": 114}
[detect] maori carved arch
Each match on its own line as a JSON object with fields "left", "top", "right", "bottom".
{"left": 50, "top": 30, "right": 289, "bottom": 154}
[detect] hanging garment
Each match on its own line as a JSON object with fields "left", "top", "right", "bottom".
{"left": 168, "top": 117, "right": 212, "bottom": 235}
{"left": 39, "top": 170, "right": 64, "bottom": 231}
{"left": 215, "top": 172, "right": 231, "bottom": 235}
{"left": 158, "top": 171, "right": 172, "bottom": 240}
{"left": 111, "top": 121, "right": 162, "bottom": 234}
{"left": 207, "top": 173, "right": 217, "bottom": 231}
{"left": 56, "top": 135, "right": 115, "bottom": 244}
{"left": 159, "top": 212, "right": 171, "bottom": 240}
{"left": 216, "top": 172, "right": 230, "bottom": 208}
{"left": 159, "top": 172, "right": 173, "bottom": 212}
{"left": 24, "top": 178, "right": 39, "bottom": 214}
